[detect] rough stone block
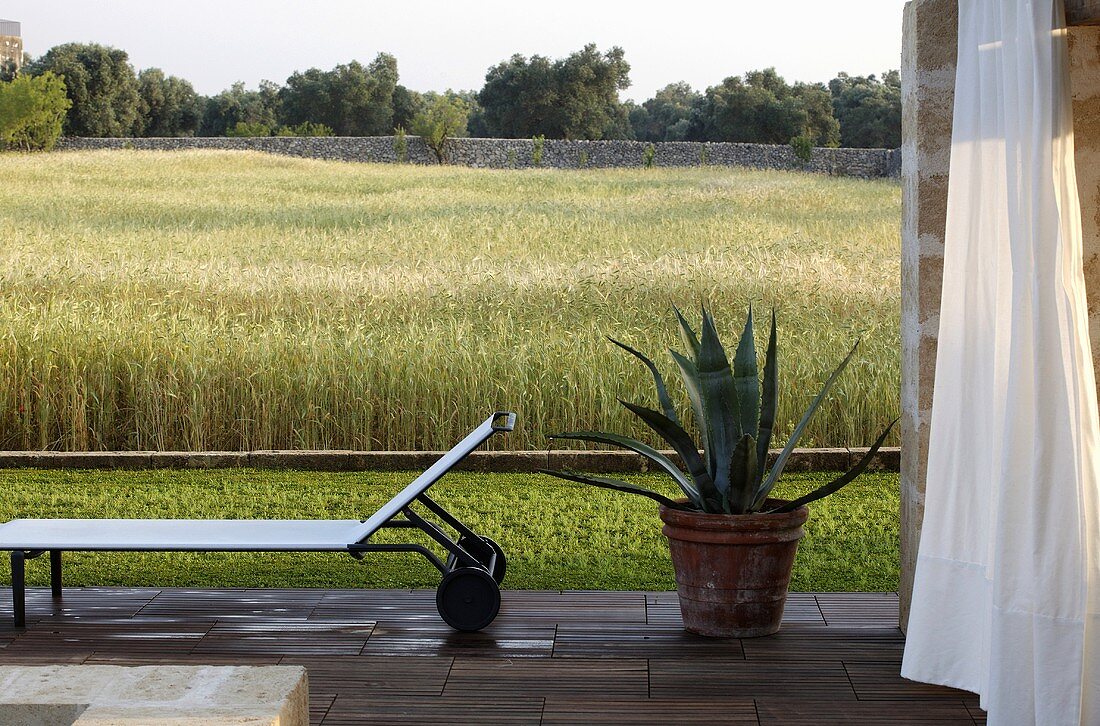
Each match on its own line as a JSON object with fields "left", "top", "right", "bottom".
{"left": 0, "top": 665, "right": 308, "bottom": 726}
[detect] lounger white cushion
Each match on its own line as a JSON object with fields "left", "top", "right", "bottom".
{"left": 0, "top": 519, "right": 366, "bottom": 552}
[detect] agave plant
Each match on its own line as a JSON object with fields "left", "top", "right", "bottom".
{"left": 542, "top": 305, "right": 896, "bottom": 514}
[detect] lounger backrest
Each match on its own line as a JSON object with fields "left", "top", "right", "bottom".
{"left": 347, "top": 412, "right": 515, "bottom": 543}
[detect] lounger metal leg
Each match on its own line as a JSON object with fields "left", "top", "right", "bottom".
{"left": 50, "top": 550, "right": 62, "bottom": 599}
{"left": 11, "top": 551, "right": 25, "bottom": 628}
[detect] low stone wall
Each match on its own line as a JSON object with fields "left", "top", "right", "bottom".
{"left": 0, "top": 447, "right": 901, "bottom": 473}
{"left": 55, "top": 136, "right": 902, "bottom": 179}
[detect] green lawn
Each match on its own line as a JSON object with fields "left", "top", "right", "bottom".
{"left": 0, "top": 468, "right": 899, "bottom": 592}
{"left": 0, "top": 151, "right": 900, "bottom": 452}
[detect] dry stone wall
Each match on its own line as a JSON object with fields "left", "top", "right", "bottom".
{"left": 55, "top": 136, "right": 901, "bottom": 179}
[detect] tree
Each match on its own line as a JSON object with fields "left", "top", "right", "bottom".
{"left": 0, "top": 59, "right": 19, "bottom": 83}
{"left": 632, "top": 82, "right": 700, "bottom": 141}
{"left": 0, "top": 72, "right": 71, "bottom": 150}
{"left": 828, "top": 71, "right": 901, "bottom": 148}
{"left": 478, "top": 53, "right": 557, "bottom": 138}
{"left": 137, "top": 68, "right": 202, "bottom": 137}
{"left": 553, "top": 44, "right": 631, "bottom": 140}
{"left": 392, "top": 84, "right": 423, "bottom": 131}
{"left": 25, "top": 43, "right": 141, "bottom": 136}
{"left": 200, "top": 81, "right": 279, "bottom": 136}
{"left": 279, "top": 53, "right": 398, "bottom": 136}
{"left": 412, "top": 92, "right": 469, "bottom": 163}
{"left": 694, "top": 68, "right": 839, "bottom": 146}
{"left": 478, "top": 44, "right": 631, "bottom": 140}
{"left": 792, "top": 82, "right": 840, "bottom": 148}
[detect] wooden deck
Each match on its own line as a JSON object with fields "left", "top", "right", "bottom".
{"left": 0, "top": 588, "right": 983, "bottom": 724}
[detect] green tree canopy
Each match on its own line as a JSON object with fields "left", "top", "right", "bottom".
{"left": 200, "top": 81, "right": 279, "bottom": 137}
{"left": 478, "top": 44, "right": 631, "bottom": 140}
{"left": 0, "top": 71, "right": 71, "bottom": 150}
{"left": 829, "top": 71, "right": 901, "bottom": 148}
{"left": 279, "top": 53, "right": 398, "bottom": 136}
{"left": 631, "top": 82, "right": 701, "bottom": 141}
{"left": 392, "top": 84, "right": 423, "bottom": 132}
{"left": 137, "top": 68, "right": 202, "bottom": 137}
{"left": 694, "top": 68, "right": 839, "bottom": 147}
{"left": 25, "top": 43, "right": 141, "bottom": 137}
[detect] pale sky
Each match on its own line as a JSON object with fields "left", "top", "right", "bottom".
{"left": 7, "top": 1, "right": 909, "bottom": 101}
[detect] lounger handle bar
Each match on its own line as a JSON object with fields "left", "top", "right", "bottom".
{"left": 492, "top": 411, "right": 517, "bottom": 432}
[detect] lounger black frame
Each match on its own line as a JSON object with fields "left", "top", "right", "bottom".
{"left": 6, "top": 412, "right": 516, "bottom": 633}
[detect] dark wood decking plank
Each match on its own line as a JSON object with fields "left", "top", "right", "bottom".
{"left": 193, "top": 619, "right": 373, "bottom": 656}
{"left": 1, "top": 587, "right": 157, "bottom": 621}
{"left": 444, "top": 657, "right": 648, "bottom": 697}
{"left": 1, "top": 617, "right": 213, "bottom": 659}
{"left": 650, "top": 659, "right": 857, "bottom": 700}
{"left": 815, "top": 592, "right": 900, "bottom": 628}
{"left": 741, "top": 624, "right": 906, "bottom": 661}
{"left": 361, "top": 622, "right": 555, "bottom": 657}
{"left": 506, "top": 590, "right": 647, "bottom": 623}
{"left": 756, "top": 698, "right": 976, "bottom": 724}
{"left": 321, "top": 696, "right": 544, "bottom": 725}
{"left": 542, "top": 698, "right": 758, "bottom": 725}
{"left": 309, "top": 693, "right": 336, "bottom": 726}
{"left": 552, "top": 623, "right": 745, "bottom": 659}
{"left": 83, "top": 653, "right": 282, "bottom": 665}
{"left": 311, "top": 589, "right": 435, "bottom": 621}
{"left": 844, "top": 659, "right": 979, "bottom": 701}
{"left": 137, "top": 588, "right": 322, "bottom": 619}
{"left": 280, "top": 655, "right": 453, "bottom": 696}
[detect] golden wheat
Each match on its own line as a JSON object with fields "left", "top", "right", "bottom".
{"left": 0, "top": 150, "right": 900, "bottom": 451}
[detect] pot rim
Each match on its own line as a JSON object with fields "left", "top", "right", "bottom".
{"left": 658, "top": 498, "right": 809, "bottom": 532}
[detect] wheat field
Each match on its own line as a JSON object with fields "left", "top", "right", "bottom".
{"left": 0, "top": 150, "right": 900, "bottom": 451}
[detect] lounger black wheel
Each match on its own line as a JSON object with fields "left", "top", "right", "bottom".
{"left": 446, "top": 535, "right": 507, "bottom": 584}
{"left": 436, "top": 566, "right": 501, "bottom": 632}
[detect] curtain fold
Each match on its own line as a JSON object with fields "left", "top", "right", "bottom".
{"left": 900, "top": 0, "right": 1100, "bottom": 723}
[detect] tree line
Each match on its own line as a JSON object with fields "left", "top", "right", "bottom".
{"left": 1, "top": 41, "right": 901, "bottom": 151}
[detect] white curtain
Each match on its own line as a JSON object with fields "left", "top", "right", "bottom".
{"left": 901, "top": 0, "right": 1100, "bottom": 723}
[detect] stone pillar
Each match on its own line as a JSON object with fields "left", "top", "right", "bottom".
{"left": 1073, "top": 26, "right": 1100, "bottom": 364}
{"left": 899, "top": 0, "right": 957, "bottom": 633}
{"left": 900, "top": 1, "right": 1100, "bottom": 632}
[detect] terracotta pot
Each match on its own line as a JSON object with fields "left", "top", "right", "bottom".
{"left": 658, "top": 499, "right": 809, "bottom": 638}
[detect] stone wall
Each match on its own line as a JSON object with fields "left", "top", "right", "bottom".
{"left": 55, "top": 135, "right": 902, "bottom": 179}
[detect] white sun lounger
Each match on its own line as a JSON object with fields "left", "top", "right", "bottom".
{"left": 1, "top": 412, "right": 516, "bottom": 632}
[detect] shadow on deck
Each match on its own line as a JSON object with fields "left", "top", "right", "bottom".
{"left": 0, "top": 588, "right": 982, "bottom": 725}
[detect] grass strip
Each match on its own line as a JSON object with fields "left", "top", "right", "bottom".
{"left": 0, "top": 468, "right": 898, "bottom": 592}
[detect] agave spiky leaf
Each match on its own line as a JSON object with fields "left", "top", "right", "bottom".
{"left": 608, "top": 337, "right": 679, "bottom": 425}
{"left": 729, "top": 433, "right": 758, "bottom": 513}
{"left": 757, "top": 340, "right": 861, "bottom": 501}
{"left": 756, "top": 310, "right": 779, "bottom": 480}
{"left": 670, "top": 349, "right": 710, "bottom": 461}
{"left": 695, "top": 307, "right": 742, "bottom": 502}
{"left": 538, "top": 468, "right": 689, "bottom": 510}
{"left": 766, "top": 418, "right": 897, "bottom": 513}
{"left": 549, "top": 431, "right": 702, "bottom": 508}
{"left": 672, "top": 304, "right": 701, "bottom": 358}
{"left": 617, "top": 399, "right": 720, "bottom": 509}
{"left": 732, "top": 307, "right": 759, "bottom": 446}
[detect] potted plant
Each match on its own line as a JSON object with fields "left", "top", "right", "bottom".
{"left": 541, "top": 305, "right": 895, "bottom": 637}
